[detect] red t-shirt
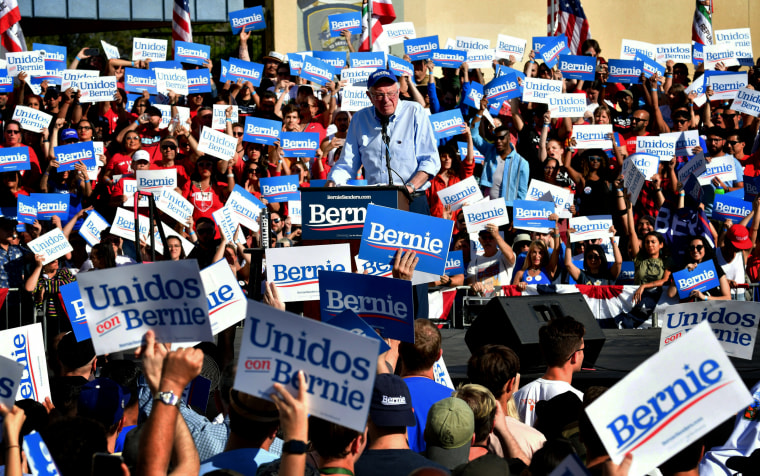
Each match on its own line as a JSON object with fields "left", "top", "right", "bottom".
{"left": 154, "top": 163, "right": 192, "bottom": 196}
{"left": 187, "top": 181, "right": 228, "bottom": 222}
{"left": 105, "top": 152, "right": 135, "bottom": 177}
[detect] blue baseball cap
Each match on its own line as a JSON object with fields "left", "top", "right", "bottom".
{"left": 367, "top": 70, "right": 398, "bottom": 89}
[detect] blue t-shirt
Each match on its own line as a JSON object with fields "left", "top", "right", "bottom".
{"left": 404, "top": 376, "right": 454, "bottom": 453}
{"left": 199, "top": 448, "right": 279, "bottom": 476}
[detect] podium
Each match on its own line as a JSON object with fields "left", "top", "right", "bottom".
{"left": 300, "top": 185, "right": 410, "bottom": 241}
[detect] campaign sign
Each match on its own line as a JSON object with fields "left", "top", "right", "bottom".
{"left": 0, "top": 146, "right": 30, "bottom": 172}
{"left": 684, "top": 174, "right": 703, "bottom": 203}
{"left": 698, "top": 156, "right": 737, "bottom": 186}
{"left": 289, "top": 200, "right": 302, "bottom": 225}
{"left": 101, "top": 40, "right": 120, "bottom": 60}
{"left": 526, "top": 179, "right": 573, "bottom": 217}
{"left": 572, "top": 124, "right": 612, "bottom": 149}
{"left": 124, "top": 67, "right": 157, "bottom": 95}
{"left": 6, "top": 50, "right": 46, "bottom": 77}
{"left": 187, "top": 69, "right": 212, "bottom": 94}
{"left": 200, "top": 259, "right": 247, "bottom": 335}
{"left": 430, "top": 109, "right": 465, "bottom": 141}
{"left": 220, "top": 59, "right": 229, "bottom": 82}
{"left": 462, "top": 197, "right": 509, "bottom": 233}
{"left": 513, "top": 200, "right": 554, "bottom": 232}
{"left": 78, "top": 210, "right": 109, "bottom": 247}
{"left": 280, "top": 131, "right": 320, "bottom": 158}
{"left": 558, "top": 54, "right": 595, "bottom": 81}
{"left": 73, "top": 74, "right": 115, "bottom": 103}
{"left": 462, "top": 81, "right": 484, "bottom": 110}
{"left": 628, "top": 153, "right": 659, "bottom": 181}
{"left": 355, "top": 256, "right": 393, "bottom": 278}
{"left": 243, "top": 116, "right": 280, "bottom": 146}
{"left": 495, "top": 34, "right": 526, "bottom": 61}
{"left": 660, "top": 301, "right": 759, "bottom": 360}
{"left": 359, "top": 204, "right": 453, "bottom": 276}
{"left": 387, "top": 55, "right": 414, "bottom": 78}
{"left": 537, "top": 35, "right": 568, "bottom": 68}
{"left": 174, "top": 41, "right": 210, "bottom": 66}
{"left": 713, "top": 195, "right": 752, "bottom": 222}
{"left": 324, "top": 309, "right": 390, "bottom": 356}
{"left": 437, "top": 176, "right": 483, "bottom": 212}
{"left": 618, "top": 261, "right": 635, "bottom": 285}
{"left": 78, "top": 260, "right": 212, "bottom": 355}
{"left": 229, "top": 5, "right": 265, "bottom": 34}
{"left": 731, "top": 87, "right": 760, "bottom": 117}
{"left": 23, "top": 431, "right": 61, "bottom": 476}
{"left": 634, "top": 53, "right": 665, "bottom": 79}
{"left": 703, "top": 43, "right": 739, "bottom": 70}
{"left": 548, "top": 94, "right": 586, "bottom": 118}
{"left": 110, "top": 207, "right": 151, "bottom": 244}
{"left": 60, "top": 282, "right": 92, "bottom": 341}
{"left": 454, "top": 36, "right": 490, "bottom": 51}
{"left": 319, "top": 269, "right": 414, "bottom": 341}
{"left": 586, "top": 322, "right": 752, "bottom": 476}
{"left": 0, "top": 354, "right": 23, "bottom": 409}
{"left": 197, "top": 126, "right": 238, "bottom": 161}
{"left": 0, "top": 324, "right": 51, "bottom": 402}
{"left": 620, "top": 38, "right": 656, "bottom": 60}
{"left": 266, "top": 243, "right": 351, "bottom": 302}
{"left": 685, "top": 74, "right": 706, "bottom": 107}
{"left": 607, "top": 59, "right": 644, "bottom": 84}
{"left": 677, "top": 152, "right": 707, "bottom": 185}
{"left": 715, "top": 28, "right": 753, "bottom": 66}
{"left": 380, "top": 22, "right": 416, "bottom": 46}
{"left": 636, "top": 135, "right": 677, "bottom": 161}
{"left": 312, "top": 51, "right": 346, "bottom": 70}
{"left": 0, "top": 70, "right": 12, "bottom": 93}
{"left": 227, "top": 58, "right": 263, "bottom": 88}
{"left": 404, "top": 35, "right": 439, "bottom": 61}
{"left": 341, "top": 67, "right": 374, "bottom": 86}
{"left": 17, "top": 195, "right": 36, "bottom": 225}
{"left": 706, "top": 71, "right": 747, "bottom": 101}
{"left": 672, "top": 260, "right": 719, "bottom": 300}
{"left": 33, "top": 43, "right": 65, "bottom": 75}
{"left": 301, "top": 55, "right": 336, "bottom": 86}
{"left": 431, "top": 49, "right": 466, "bottom": 69}
{"left": 53, "top": 141, "right": 96, "bottom": 172}
{"left": 212, "top": 206, "right": 241, "bottom": 244}
{"left": 235, "top": 298, "right": 379, "bottom": 433}
{"left": 744, "top": 175, "right": 760, "bottom": 202}
{"left": 465, "top": 49, "right": 495, "bottom": 70}
{"left": 147, "top": 60, "right": 183, "bottom": 71}
{"left": 445, "top": 250, "right": 465, "bottom": 276}
{"left": 341, "top": 86, "right": 373, "bottom": 112}
{"left": 13, "top": 105, "right": 52, "bottom": 133}
{"left": 484, "top": 73, "right": 521, "bottom": 106}
{"left": 661, "top": 130, "right": 699, "bottom": 157}
{"left": 521, "top": 78, "right": 562, "bottom": 104}
{"left": 302, "top": 188, "right": 401, "bottom": 240}
{"left": 656, "top": 43, "right": 692, "bottom": 63}
{"left": 328, "top": 11, "right": 361, "bottom": 37}
{"left": 154, "top": 68, "right": 188, "bottom": 96}
{"left": 212, "top": 104, "right": 239, "bottom": 130}
{"left": 136, "top": 169, "right": 177, "bottom": 195}
{"left": 260, "top": 175, "right": 300, "bottom": 203}
{"left": 31, "top": 193, "right": 69, "bottom": 221}
{"left": 226, "top": 185, "right": 264, "bottom": 233}
{"left": 28, "top": 228, "right": 73, "bottom": 265}
{"left": 569, "top": 215, "right": 613, "bottom": 243}
{"left": 132, "top": 38, "right": 167, "bottom": 61}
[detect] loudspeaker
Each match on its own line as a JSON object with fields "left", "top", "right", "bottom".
{"left": 464, "top": 294, "right": 605, "bottom": 371}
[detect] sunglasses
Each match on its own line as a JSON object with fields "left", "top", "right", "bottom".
{"left": 494, "top": 135, "right": 509, "bottom": 141}
{"left": 247, "top": 168, "right": 258, "bottom": 174}
{"left": 674, "top": 118, "right": 688, "bottom": 124}
{"left": 233, "top": 131, "right": 244, "bottom": 137}
{"left": 587, "top": 254, "right": 601, "bottom": 260}
{"left": 721, "top": 113, "right": 737, "bottom": 119}
{"left": 588, "top": 157, "right": 603, "bottom": 162}
{"left": 77, "top": 126, "right": 92, "bottom": 130}
{"left": 197, "top": 228, "right": 214, "bottom": 234}
{"left": 689, "top": 244, "right": 704, "bottom": 251}
{"left": 272, "top": 218, "right": 282, "bottom": 224}
{"left": 727, "top": 140, "right": 740, "bottom": 146}
{"left": 161, "top": 143, "right": 178, "bottom": 151}
{"left": 631, "top": 117, "right": 648, "bottom": 123}
{"left": 5, "top": 130, "right": 20, "bottom": 135}
{"left": 197, "top": 162, "right": 213, "bottom": 168}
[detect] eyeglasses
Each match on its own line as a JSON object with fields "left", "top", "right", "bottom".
{"left": 135, "top": 103, "right": 148, "bottom": 108}
{"left": 587, "top": 254, "right": 601, "bottom": 261}
{"left": 689, "top": 244, "right": 704, "bottom": 251}
{"left": 233, "top": 131, "right": 244, "bottom": 137}
{"left": 197, "top": 162, "right": 213, "bottom": 168}
{"left": 126, "top": 136, "right": 140, "bottom": 142}
{"left": 727, "top": 140, "right": 740, "bottom": 146}
{"left": 370, "top": 91, "right": 399, "bottom": 100}
{"left": 631, "top": 117, "right": 648, "bottom": 123}
{"left": 674, "top": 118, "right": 688, "bottom": 124}
{"left": 494, "top": 135, "right": 510, "bottom": 141}
{"left": 588, "top": 157, "right": 603, "bottom": 162}
{"left": 77, "top": 125, "right": 92, "bottom": 130}
{"left": 721, "top": 113, "right": 738, "bottom": 119}
{"left": 5, "top": 130, "right": 20, "bottom": 135}
{"left": 161, "top": 144, "right": 178, "bottom": 151}
{"left": 247, "top": 169, "right": 258, "bottom": 174}
{"left": 706, "top": 137, "right": 723, "bottom": 143}
{"left": 567, "top": 347, "right": 584, "bottom": 361}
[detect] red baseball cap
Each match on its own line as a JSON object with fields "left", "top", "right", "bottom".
{"left": 727, "top": 224, "right": 753, "bottom": 250}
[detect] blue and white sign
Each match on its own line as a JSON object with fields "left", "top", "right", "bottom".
{"left": 147, "top": 60, "right": 183, "bottom": 71}
{"left": 324, "top": 309, "right": 390, "bottom": 355}
{"left": 31, "top": 193, "right": 69, "bottom": 221}
{"left": 280, "top": 131, "right": 320, "bottom": 158}
{"left": 154, "top": 68, "right": 188, "bottom": 96}
{"left": 522, "top": 78, "right": 562, "bottom": 104}
{"left": 586, "top": 322, "right": 752, "bottom": 476}
{"left": 349, "top": 52, "right": 385, "bottom": 69}
{"left": 174, "top": 41, "right": 211, "bottom": 66}
{"left": 0, "top": 146, "right": 30, "bottom": 172}
{"left": 312, "top": 51, "right": 347, "bottom": 70}
{"left": 302, "top": 188, "right": 402, "bottom": 240}
{"left": 494, "top": 34, "right": 525, "bottom": 61}
{"left": 235, "top": 299, "right": 379, "bottom": 433}
{"left": 266, "top": 243, "right": 351, "bottom": 302}
{"left": 484, "top": 73, "right": 521, "bottom": 106}
{"left": 620, "top": 39, "right": 656, "bottom": 61}
{"left": 572, "top": 124, "right": 612, "bottom": 149}
{"left": 197, "top": 126, "right": 238, "bottom": 161}
{"left": 226, "top": 185, "right": 264, "bottom": 233}
{"left": 0, "top": 69, "right": 12, "bottom": 93}
{"left": 243, "top": 116, "right": 280, "bottom": 145}
{"left": 698, "top": 156, "right": 737, "bottom": 186}
{"left": 526, "top": 179, "right": 573, "bottom": 218}
{"left": 536, "top": 35, "right": 568, "bottom": 68}
{"left": 457, "top": 141, "right": 484, "bottom": 164}
{"left": 462, "top": 197, "right": 509, "bottom": 233}
{"left": 430, "top": 109, "right": 465, "bottom": 140}
{"left": 445, "top": 250, "right": 465, "bottom": 276}
{"left": 101, "top": 40, "right": 120, "bottom": 60}
{"left": 60, "top": 282, "right": 92, "bottom": 341}
{"left": 78, "top": 209, "right": 109, "bottom": 247}
{"left": 124, "top": 67, "right": 157, "bottom": 95}
{"left": 628, "top": 153, "right": 660, "bottom": 181}
{"left": 23, "top": 431, "right": 61, "bottom": 476}
{"left": 732, "top": 87, "right": 760, "bottom": 117}
{"left": 33, "top": 43, "right": 65, "bottom": 84}
{"left": 558, "top": 54, "right": 595, "bottom": 81}
{"left": 0, "top": 324, "right": 51, "bottom": 402}
{"left": 431, "top": 49, "right": 466, "bottom": 69}
{"left": 355, "top": 256, "right": 393, "bottom": 278}
{"left": 228, "top": 58, "right": 263, "bottom": 87}
{"left": 713, "top": 195, "right": 752, "bottom": 222}
{"left": 656, "top": 43, "right": 692, "bottom": 64}
{"left": 341, "top": 67, "right": 375, "bottom": 86}
{"left": 53, "top": 141, "right": 96, "bottom": 172}
{"left": 132, "top": 37, "right": 168, "bottom": 62}
{"left": 212, "top": 104, "right": 239, "bottom": 130}
{"left": 200, "top": 259, "right": 248, "bottom": 335}
{"left": 607, "top": 59, "right": 644, "bottom": 84}
{"left": 260, "top": 175, "right": 300, "bottom": 203}
{"left": 548, "top": 93, "right": 587, "bottom": 118}
{"left": 301, "top": 55, "right": 337, "bottom": 86}
{"left": 531, "top": 36, "right": 555, "bottom": 53}
{"left": 328, "top": 11, "right": 361, "bottom": 37}
{"left": 13, "top": 106, "right": 52, "bottom": 133}
{"left": 705, "top": 71, "right": 747, "bottom": 101}
{"left": 387, "top": 55, "right": 414, "bottom": 78}
{"left": 437, "top": 176, "right": 483, "bottom": 212}
{"left": 212, "top": 206, "right": 243, "bottom": 245}
{"left": 228, "top": 6, "right": 266, "bottom": 34}
{"left": 17, "top": 195, "right": 36, "bottom": 225}
{"left": 672, "top": 260, "right": 719, "bottom": 300}
{"left": 454, "top": 36, "right": 490, "bottom": 51}
{"left": 636, "top": 136, "right": 677, "bottom": 161}
{"left": 703, "top": 43, "right": 739, "bottom": 70}
{"left": 6, "top": 50, "right": 46, "bottom": 77}
{"left": 634, "top": 53, "right": 665, "bottom": 79}
{"left": 77, "top": 75, "right": 118, "bottom": 103}
{"left": 744, "top": 175, "right": 760, "bottom": 202}
{"left": 187, "top": 69, "right": 212, "bottom": 94}
{"left": 662, "top": 130, "right": 700, "bottom": 157}
{"left": 684, "top": 174, "right": 703, "bottom": 203}
{"left": 27, "top": 228, "right": 73, "bottom": 265}
{"left": 677, "top": 152, "right": 707, "bottom": 185}
{"left": 569, "top": 215, "right": 613, "bottom": 243}
{"left": 341, "top": 86, "right": 373, "bottom": 112}
{"left": 463, "top": 81, "right": 484, "bottom": 110}
{"left": 513, "top": 200, "right": 554, "bottom": 232}
{"left": 359, "top": 204, "right": 453, "bottom": 276}
{"left": 380, "top": 22, "right": 417, "bottom": 46}
{"left": 319, "top": 269, "right": 414, "bottom": 342}
{"left": 404, "top": 35, "right": 439, "bottom": 61}
{"left": 78, "top": 260, "right": 213, "bottom": 355}
{"left": 715, "top": 28, "right": 753, "bottom": 66}
{"left": 136, "top": 169, "right": 177, "bottom": 195}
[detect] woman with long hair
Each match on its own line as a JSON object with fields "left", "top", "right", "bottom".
{"left": 667, "top": 235, "right": 731, "bottom": 302}
{"left": 427, "top": 125, "right": 475, "bottom": 218}
{"left": 512, "top": 216, "right": 561, "bottom": 290}
{"left": 564, "top": 230, "right": 622, "bottom": 285}
{"left": 564, "top": 148, "right": 612, "bottom": 216}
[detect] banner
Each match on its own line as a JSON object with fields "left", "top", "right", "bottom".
{"left": 359, "top": 204, "right": 453, "bottom": 276}
{"left": 301, "top": 56, "right": 337, "bottom": 86}
{"left": 672, "top": 260, "right": 719, "bottom": 300}
{"left": 636, "top": 136, "right": 677, "bottom": 161}
{"left": 745, "top": 175, "right": 760, "bottom": 202}
{"left": 445, "top": 250, "right": 465, "bottom": 276}
{"left": 16, "top": 195, "right": 36, "bottom": 225}
{"left": 319, "top": 270, "right": 414, "bottom": 342}
{"left": 187, "top": 69, "right": 212, "bottom": 94}
{"left": 404, "top": 35, "right": 439, "bottom": 61}
{"left": 586, "top": 322, "right": 752, "bottom": 476}
{"left": 200, "top": 259, "right": 247, "bottom": 335}
{"left": 31, "top": 193, "right": 69, "bottom": 221}
{"left": 558, "top": 54, "right": 595, "bottom": 81}
{"left": 548, "top": 93, "right": 587, "bottom": 118}
{"left": 27, "top": 228, "right": 73, "bottom": 265}
{"left": 387, "top": 55, "right": 413, "bottom": 78}
{"left": 731, "top": 87, "right": 760, "bottom": 117}
{"left": 484, "top": 73, "right": 521, "bottom": 106}
{"left": 280, "top": 131, "right": 320, "bottom": 158}
{"left": 327, "top": 11, "right": 361, "bottom": 37}
{"left": 12, "top": 105, "right": 52, "bottom": 133}
{"left": 132, "top": 38, "right": 168, "bottom": 62}
{"left": 526, "top": 179, "right": 573, "bottom": 217}
{"left": 77, "top": 75, "right": 118, "bottom": 103}
{"left": 341, "top": 67, "right": 375, "bottom": 86}
{"left": 155, "top": 187, "right": 193, "bottom": 225}
{"left": 607, "top": 59, "right": 644, "bottom": 84}
{"left": 78, "top": 260, "right": 212, "bottom": 355}
{"left": 712, "top": 195, "right": 752, "bottom": 222}
{"left": 0, "top": 146, "right": 30, "bottom": 172}
{"left": 226, "top": 185, "right": 264, "bottom": 232}
{"left": 431, "top": 49, "right": 466, "bottom": 69}
{"left": 513, "top": 200, "right": 554, "bottom": 232}
{"left": 174, "top": 41, "right": 211, "bottom": 66}
{"left": 341, "top": 86, "right": 373, "bottom": 112}
{"left": 380, "top": 22, "right": 416, "bottom": 46}
{"left": 197, "top": 126, "right": 238, "bottom": 161}
{"left": 6, "top": 51, "right": 46, "bottom": 77}
{"left": 430, "top": 109, "right": 465, "bottom": 140}
{"left": 569, "top": 215, "right": 613, "bottom": 243}
{"left": 154, "top": 68, "right": 188, "bottom": 96}
{"left": 437, "top": 176, "right": 483, "bottom": 212}
{"left": 656, "top": 43, "right": 692, "bottom": 63}
{"left": 537, "top": 35, "right": 568, "bottom": 68}
{"left": 227, "top": 58, "right": 263, "bottom": 87}
{"left": 620, "top": 39, "right": 656, "bottom": 60}
{"left": 60, "top": 282, "right": 92, "bottom": 341}
{"left": 521, "top": 78, "right": 562, "bottom": 104}
{"left": 266, "top": 244, "right": 351, "bottom": 302}
{"left": 302, "top": 188, "right": 400, "bottom": 240}
{"left": 495, "top": 34, "right": 526, "bottom": 61}
{"left": 705, "top": 71, "right": 747, "bottom": 101}
{"left": 53, "top": 141, "right": 96, "bottom": 172}
{"left": 124, "top": 67, "right": 157, "bottom": 95}
{"left": 698, "top": 156, "right": 737, "bottom": 185}
{"left": 0, "top": 324, "right": 52, "bottom": 401}
{"left": 79, "top": 210, "right": 109, "bottom": 247}
{"left": 678, "top": 152, "right": 707, "bottom": 185}
{"left": 462, "top": 197, "right": 509, "bottom": 233}
{"left": 572, "top": 124, "right": 612, "bottom": 149}
{"left": 228, "top": 6, "right": 266, "bottom": 34}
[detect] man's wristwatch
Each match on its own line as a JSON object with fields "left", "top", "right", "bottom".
{"left": 154, "top": 390, "right": 181, "bottom": 407}
{"left": 407, "top": 183, "right": 417, "bottom": 193}
{"left": 282, "top": 440, "right": 308, "bottom": 454}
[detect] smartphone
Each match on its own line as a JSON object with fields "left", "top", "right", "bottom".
{"left": 92, "top": 453, "right": 123, "bottom": 476}
{"left": 84, "top": 48, "right": 100, "bottom": 57}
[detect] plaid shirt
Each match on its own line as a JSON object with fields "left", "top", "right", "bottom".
{"left": 0, "top": 244, "right": 27, "bottom": 289}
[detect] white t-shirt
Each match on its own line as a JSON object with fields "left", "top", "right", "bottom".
{"left": 716, "top": 247, "right": 746, "bottom": 298}
{"left": 466, "top": 250, "right": 513, "bottom": 297}
{"left": 513, "top": 378, "right": 584, "bottom": 427}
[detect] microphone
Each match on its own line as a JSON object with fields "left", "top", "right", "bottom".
{"left": 379, "top": 115, "right": 393, "bottom": 186}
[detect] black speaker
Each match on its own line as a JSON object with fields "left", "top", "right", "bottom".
{"left": 464, "top": 294, "right": 605, "bottom": 371}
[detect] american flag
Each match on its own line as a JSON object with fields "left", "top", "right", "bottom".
{"left": 547, "top": 0, "right": 591, "bottom": 55}
{"left": 0, "top": 0, "right": 26, "bottom": 54}
{"left": 172, "top": 0, "right": 193, "bottom": 43}
{"left": 359, "top": 0, "right": 396, "bottom": 52}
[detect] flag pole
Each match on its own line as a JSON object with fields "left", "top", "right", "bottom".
{"left": 367, "top": 0, "right": 373, "bottom": 52}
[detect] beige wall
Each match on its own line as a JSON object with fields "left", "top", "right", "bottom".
{"left": 272, "top": 0, "right": 758, "bottom": 68}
